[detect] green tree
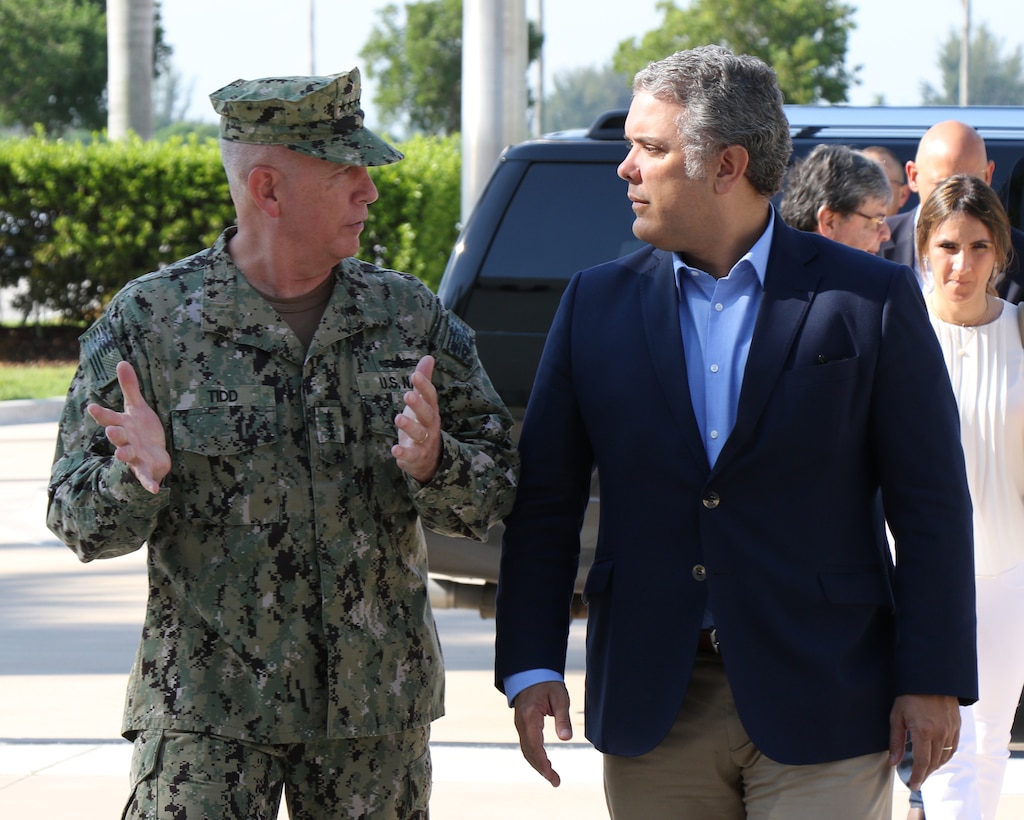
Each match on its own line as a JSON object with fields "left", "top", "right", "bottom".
{"left": 612, "top": 0, "right": 857, "bottom": 104}
{"left": 360, "top": 0, "right": 542, "bottom": 136}
{"left": 0, "top": 0, "right": 171, "bottom": 135}
{"left": 543, "top": 65, "right": 632, "bottom": 133}
{"left": 154, "top": 66, "right": 195, "bottom": 131}
{"left": 922, "top": 23, "right": 1024, "bottom": 105}
{"left": 361, "top": 0, "right": 464, "bottom": 136}
{"left": 0, "top": 0, "right": 108, "bottom": 133}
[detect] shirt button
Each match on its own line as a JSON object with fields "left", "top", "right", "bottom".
{"left": 710, "top": 363, "right": 719, "bottom": 373}
{"left": 715, "top": 303, "right": 724, "bottom": 312}
{"left": 692, "top": 564, "right": 707, "bottom": 581}
{"left": 710, "top": 430, "right": 719, "bottom": 440}
{"left": 703, "top": 491, "right": 720, "bottom": 509}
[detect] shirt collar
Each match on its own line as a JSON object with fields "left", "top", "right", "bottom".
{"left": 672, "top": 206, "right": 774, "bottom": 288}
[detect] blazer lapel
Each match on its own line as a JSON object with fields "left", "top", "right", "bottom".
{"left": 713, "top": 222, "right": 820, "bottom": 471}
{"left": 639, "top": 250, "right": 709, "bottom": 470}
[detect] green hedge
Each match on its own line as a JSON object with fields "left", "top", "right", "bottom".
{"left": 0, "top": 132, "right": 461, "bottom": 324}
{"left": 364, "top": 133, "right": 462, "bottom": 291}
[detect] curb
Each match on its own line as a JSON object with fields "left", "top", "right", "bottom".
{"left": 0, "top": 397, "right": 64, "bottom": 425}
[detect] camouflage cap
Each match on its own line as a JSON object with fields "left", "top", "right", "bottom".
{"left": 209, "top": 68, "right": 403, "bottom": 167}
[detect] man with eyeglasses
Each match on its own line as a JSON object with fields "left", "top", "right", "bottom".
{"left": 778, "top": 143, "right": 893, "bottom": 254}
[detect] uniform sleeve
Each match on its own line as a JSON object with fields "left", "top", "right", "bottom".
{"left": 46, "top": 311, "right": 170, "bottom": 562}
{"left": 408, "top": 308, "right": 519, "bottom": 540}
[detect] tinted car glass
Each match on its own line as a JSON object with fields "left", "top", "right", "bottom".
{"left": 456, "top": 160, "right": 643, "bottom": 409}
{"left": 476, "top": 162, "right": 642, "bottom": 281}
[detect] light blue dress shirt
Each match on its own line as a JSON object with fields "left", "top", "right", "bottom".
{"left": 503, "top": 210, "right": 775, "bottom": 706}
{"left": 675, "top": 210, "right": 772, "bottom": 469}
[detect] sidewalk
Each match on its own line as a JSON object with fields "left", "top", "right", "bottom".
{"left": 2, "top": 410, "right": 1023, "bottom": 818}
{"left": 0, "top": 414, "right": 606, "bottom": 819}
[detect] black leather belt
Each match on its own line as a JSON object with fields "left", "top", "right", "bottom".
{"left": 698, "top": 628, "right": 720, "bottom": 654}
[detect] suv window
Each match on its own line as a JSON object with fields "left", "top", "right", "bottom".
{"left": 458, "top": 160, "right": 644, "bottom": 409}
{"left": 478, "top": 162, "right": 643, "bottom": 281}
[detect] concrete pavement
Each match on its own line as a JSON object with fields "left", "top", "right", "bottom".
{"left": 0, "top": 413, "right": 605, "bottom": 819}
{"left": 2, "top": 408, "right": 1022, "bottom": 818}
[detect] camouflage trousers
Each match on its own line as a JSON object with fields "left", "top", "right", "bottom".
{"left": 121, "top": 726, "right": 431, "bottom": 819}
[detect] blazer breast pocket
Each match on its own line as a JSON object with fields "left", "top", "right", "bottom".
{"left": 783, "top": 354, "right": 860, "bottom": 387}
{"left": 773, "top": 356, "right": 863, "bottom": 448}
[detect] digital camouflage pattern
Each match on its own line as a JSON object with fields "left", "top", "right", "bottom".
{"left": 47, "top": 227, "right": 519, "bottom": 744}
{"left": 210, "top": 68, "right": 403, "bottom": 167}
{"left": 123, "top": 727, "right": 430, "bottom": 819}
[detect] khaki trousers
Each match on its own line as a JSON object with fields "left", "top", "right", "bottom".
{"left": 603, "top": 655, "right": 893, "bottom": 819}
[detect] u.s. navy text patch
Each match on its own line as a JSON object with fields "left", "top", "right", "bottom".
{"left": 442, "top": 313, "right": 475, "bottom": 368}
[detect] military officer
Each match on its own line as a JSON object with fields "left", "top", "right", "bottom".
{"left": 47, "top": 68, "right": 518, "bottom": 819}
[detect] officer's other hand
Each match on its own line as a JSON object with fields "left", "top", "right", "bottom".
{"left": 392, "top": 355, "right": 441, "bottom": 483}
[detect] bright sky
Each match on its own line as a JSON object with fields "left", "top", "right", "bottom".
{"left": 161, "top": 0, "right": 1024, "bottom": 125}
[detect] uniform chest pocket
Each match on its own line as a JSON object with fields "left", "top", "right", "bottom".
{"left": 170, "top": 404, "right": 281, "bottom": 525}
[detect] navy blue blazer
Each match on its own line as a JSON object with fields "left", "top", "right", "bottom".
{"left": 881, "top": 209, "right": 1024, "bottom": 304}
{"left": 495, "top": 218, "right": 978, "bottom": 764}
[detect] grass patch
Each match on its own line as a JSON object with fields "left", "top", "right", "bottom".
{"left": 0, "top": 363, "right": 77, "bottom": 401}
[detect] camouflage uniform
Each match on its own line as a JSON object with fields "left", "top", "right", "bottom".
{"left": 46, "top": 65, "right": 518, "bottom": 820}
{"left": 48, "top": 68, "right": 520, "bottom": 810}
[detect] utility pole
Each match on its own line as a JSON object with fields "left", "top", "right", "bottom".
{"left": 106, "top": 0, "right": 155, "bottom": 139}
{"left": 533, "top": 0, "right": 544, "bottom": 137}
{"left": 959, "top": 0, "right": 971, "bottom": 105}
{"left": 309, "top": 0, "right": 316, "bottom": 74}
{"left": 460, "top": 0, "right": 528, "bottom": 222}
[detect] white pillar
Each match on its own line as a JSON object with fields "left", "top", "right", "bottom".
{"left": 461, "top": 0, "right": 528, "bottom": 222}
{"left": 107, "top": 0, "right": 155, "bottom": 139}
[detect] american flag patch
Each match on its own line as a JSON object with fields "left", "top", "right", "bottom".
{"left": 80, "top": 321, "right": 121, "bottom": 387}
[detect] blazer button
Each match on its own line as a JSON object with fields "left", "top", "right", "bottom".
{"left": 692, "top": 564, "right": 707, "bottom": 581}
{"left": 703, "top": 491, "right": 720, "bottom": 509}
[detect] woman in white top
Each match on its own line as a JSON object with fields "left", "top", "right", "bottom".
{"left": 916, "top": 174, "right": 1024, "bottom": 820}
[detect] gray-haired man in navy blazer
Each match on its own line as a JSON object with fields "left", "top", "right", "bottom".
{"left": 495, "top": 45, "right": 977, "bottom": 820}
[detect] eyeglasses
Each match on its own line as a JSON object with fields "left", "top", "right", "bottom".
{"left": 854, "top": 211, "right": 887, "bottom": 227}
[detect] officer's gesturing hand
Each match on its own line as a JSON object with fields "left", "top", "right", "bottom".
{"left": 87, "top": 360, "right": 171, "bottom": 495}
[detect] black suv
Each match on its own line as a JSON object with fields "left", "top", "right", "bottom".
{"left": 426, "top": 106, "right": 1024, "bottom": 609}
{"left": 440, "top": 105, "right": 1024, "bottom": 417}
